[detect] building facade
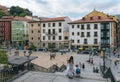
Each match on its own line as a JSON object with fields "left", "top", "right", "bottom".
{"left": 0, "top": 16, "right": 13, "bottom": 46}
{"left": 40, "top": 17, "right": 71, "bottom": 49}
{"left": 69, "top": 10, "right": 118, "bottom": 52}
{"left": 28, "top": 21, "right": 41, "bottom": 49}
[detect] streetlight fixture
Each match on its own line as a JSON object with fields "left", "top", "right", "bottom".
{"left": 24, "top": 50, "right": 32, "bottom": 70}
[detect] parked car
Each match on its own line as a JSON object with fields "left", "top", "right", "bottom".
{"left": 81, "top": 50, "right": 91, "bottom": 54}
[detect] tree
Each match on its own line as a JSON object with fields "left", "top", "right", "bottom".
{"left": 0, "top": 50, "right": 8, "bottom": 64}
{"left": 9, "top": 6, "right": 32, "bottom": 17}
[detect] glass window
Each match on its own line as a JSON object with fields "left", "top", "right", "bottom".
{"left": 84, "top": 39, "right": 87, "bottom": 44}
{"left": 53, "top": 36, "right": 55, "bottom": 40}
{"left": 43, "top": 23, "right": 45, "bottom": 27}
{"left": 59, "top": 22, "right": 62, "bottom": 27}
{"left": 59, "top": 29, "right": 62, "bottom": 33}
{"left": 77, "top": 40, "right": 80, "bottom": 43}
{"left": 81, "top": 24, "right": 84, "bottom": 30}
{"left": 53, "top": 23, "right": 55, "bottom": 27}
{"left": 72, "top": 25, "right": 74, "bottom": 28}
{"left": 77, "top": 25, "right": 80, "bottom": 28}
{"left": 72, "top": 32, "right": 74, "bottom": 36}
{"left": 94, "top": 32, "right": 98, "bottom": 37}
{"left": 94, "top": 39, "right": 98, "bottom": 44}
{"left": 81, "top": 32, "right": 84, "bottom": 37}
{"left": 87, "top": 32, "right": 90, "bottom": 37}
{"left": 94, "top": 24, "right": 98, "bottom": 29}
{"left": 43, "top": 36, "right": 45, "bottom": 40}
{"left": 43, "top": 29, "right": 45, "bottom": 33}
{"left": 48, "top": 23, "right": 51, "bottom": 27}
{"left": 59, "top": 36, "right": 62, "bottom": 40}
{"left": 87, "top": 24, "right": 90, "bottom": 29}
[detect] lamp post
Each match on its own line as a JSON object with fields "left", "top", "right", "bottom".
{"left": 24, "top": 50, "right": 32, "bottom": 70}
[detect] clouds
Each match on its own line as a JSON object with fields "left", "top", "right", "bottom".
{"left": 1, "top": 0, "right": 120, "bottom": 19}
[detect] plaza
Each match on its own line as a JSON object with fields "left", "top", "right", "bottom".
{"left": 8, "top": 50, "right": 108, "bottom": 82}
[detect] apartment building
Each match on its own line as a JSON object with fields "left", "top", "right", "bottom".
{"left": 28, "top": 21, "right": 41, "bottom": 49}
{"left": 40, "top": 17, "right": 71, "bottom": 49}
{"left": 69, "top": 9, "right": 118, "bottom": 52}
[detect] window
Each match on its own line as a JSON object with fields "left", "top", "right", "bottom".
{"left": 38, "top": 30, "right": 40, "bottom": 33}
{"left": 53, "top": 23, "right": 55, "bottom": 27}
{"left": 94, "top": 39, "right": 98, "bottom": 44}
{"left": 77, "top": 40, "right": 80, "bottom": 43}
{"left": 72, "top": 25, "right": 74, "bottom": 28}
{"left": 94, "top": 24, "right": 98, "bottom": 29}
{"left": 81, "top": 25, "right": 84, "bottom": 30}
{"left": 43, "top": 23, "right": 45, "bottom": 27}
{"left": 87, "top": 24, "right": 90, "bottom": 29}
{"left": 48, "top": 29, "right": 51, "bottom": 34}
{"left": 84, "top": 39, "right": 87, "bottom": 44}
{"left": 81, "top": 32, "right": 84, "bottom": 37}
{"left": 94, "top": 32, "right": 98, "bottom": 37}
{"left": 53, "top": 36, "right": 55, "bottom": 40}
{"left": 59, "top": 22, "right": 62, "bottom": 26}
{"left": 77, "top": 32, "right": 80, "bottom": 36}
{"left": 38, "top": 37, "right": 40, "bottom": 40}
{"left": 31, "top": 30, "right": 33, "bottom": 33}
{"left": 64, "top": 36, "right": 68, "bottom": 40}
{"left": 59, "top": 36, "right": 62, "bottom": 40}
{"left": 38, "top": 24, "right": 40, "bottom": 26}
{"left": 53, "top": 29, "right": 55, "bottom": 34}
{"left": 31, "top": 24, "right": 33, "bottom": 27}
{"left": 43, "top": 29, "right": 45, "bottom": 33}
{"left": 72, "top": 32, "right": 74, "bottom": 36}
{"left": 59, "top": 29, "right": 62, "bottom": 33}
{"left": 43, "top": 36, "right": 45, "bottom": 40}
{"left": 90, "top": 17, "right": 93, "bottom": 20}
{"left": 48, "top": 23, "right": 51, "bottom": 27}
{"left": 77, "top": 25, "right": 80, "bottom": 28}
{"left": 98, "top": 16, "right": 101, "bottom": 19}
{"left": 87, "top": 32, "right": 90, "bottom": 37}
{"left": 31, "top": 37, "right": 33, "bottom": 40}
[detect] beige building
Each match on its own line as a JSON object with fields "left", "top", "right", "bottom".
{"left": 28, "top": 21, "right": 41, "bottom": 49}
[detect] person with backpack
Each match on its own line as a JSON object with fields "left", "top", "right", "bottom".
{"left": 75, "top": 65, "right": 81, "bottom": 77}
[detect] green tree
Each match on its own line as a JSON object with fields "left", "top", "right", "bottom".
{"left": 9, "top": 6, "right": 32, "bottom": 17}
{"left": 0, "top": 50, "right": 8, "bottom": 64}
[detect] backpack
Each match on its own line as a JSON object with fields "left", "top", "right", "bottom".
{"left": 76, "top": 68, "right": 80, "bottom": 74}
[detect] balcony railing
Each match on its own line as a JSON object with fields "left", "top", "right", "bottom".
{"left": 46, "top": 32, "right": 57, "bottom": 35}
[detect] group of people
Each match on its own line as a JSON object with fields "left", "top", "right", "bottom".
{"left": 66, "top": 56, "right": 85, "bottom": 79}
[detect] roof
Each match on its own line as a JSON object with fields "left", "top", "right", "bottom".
{"left": 14, "top": 16, "right": 32, "bottom": 22}
{"left": 69, "top": 9, "right": 116, "bottom": 24}
{"left": 69, "top": 17, "right": 114, "bottom": 24}
{"left": 8, "top": 56, "right": 38, "bottom": 65}
{"left": 40, "top": 16, "right": 67, "bottom": 22}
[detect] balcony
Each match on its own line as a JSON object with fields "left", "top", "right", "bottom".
{"left": 46, "top": 32, "right": 57, "bottom": 36}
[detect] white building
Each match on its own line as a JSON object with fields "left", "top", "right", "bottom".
{"left": 69, "top": 10, "right": 118, "bottom": 52}
{"left": 40, "top": 17, "right": 71, "bottom": 49}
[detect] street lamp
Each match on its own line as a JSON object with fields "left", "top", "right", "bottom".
{"left": 24, "top": 50, "right": 32, "bottom": 70}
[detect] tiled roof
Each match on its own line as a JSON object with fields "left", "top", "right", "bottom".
{"left": 40, "top": 17, "right": 67, "bottom": 22}
{"left": 14, "top": 16, "right": 32, "bottom": 22}
{"left": 69, "top": 16, "right": 114, "bottom": 24}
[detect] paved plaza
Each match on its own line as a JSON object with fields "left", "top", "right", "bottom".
{"left": 10, "top": 50, "right": 108, "bottom": 82}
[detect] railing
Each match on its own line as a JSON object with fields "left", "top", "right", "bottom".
{"left": 46, "top": 32, "right": 57, "bottom": 35}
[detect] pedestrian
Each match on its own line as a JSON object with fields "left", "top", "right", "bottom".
{"left": 79, "top": 62, "right": 82, "bottom": 68}
{"left": 75, "top": 65, "right": 81, "bottom": 77}
{"left": 82, "top": 63, "right": 85, "bottom": 70}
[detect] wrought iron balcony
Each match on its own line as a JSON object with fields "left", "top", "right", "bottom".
{"left": 46, "top": 32, "right": 57, "bottom": 35}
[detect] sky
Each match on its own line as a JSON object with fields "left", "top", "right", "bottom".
{"left": 1, "top": 0, "right": 120, "bottom": 20}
